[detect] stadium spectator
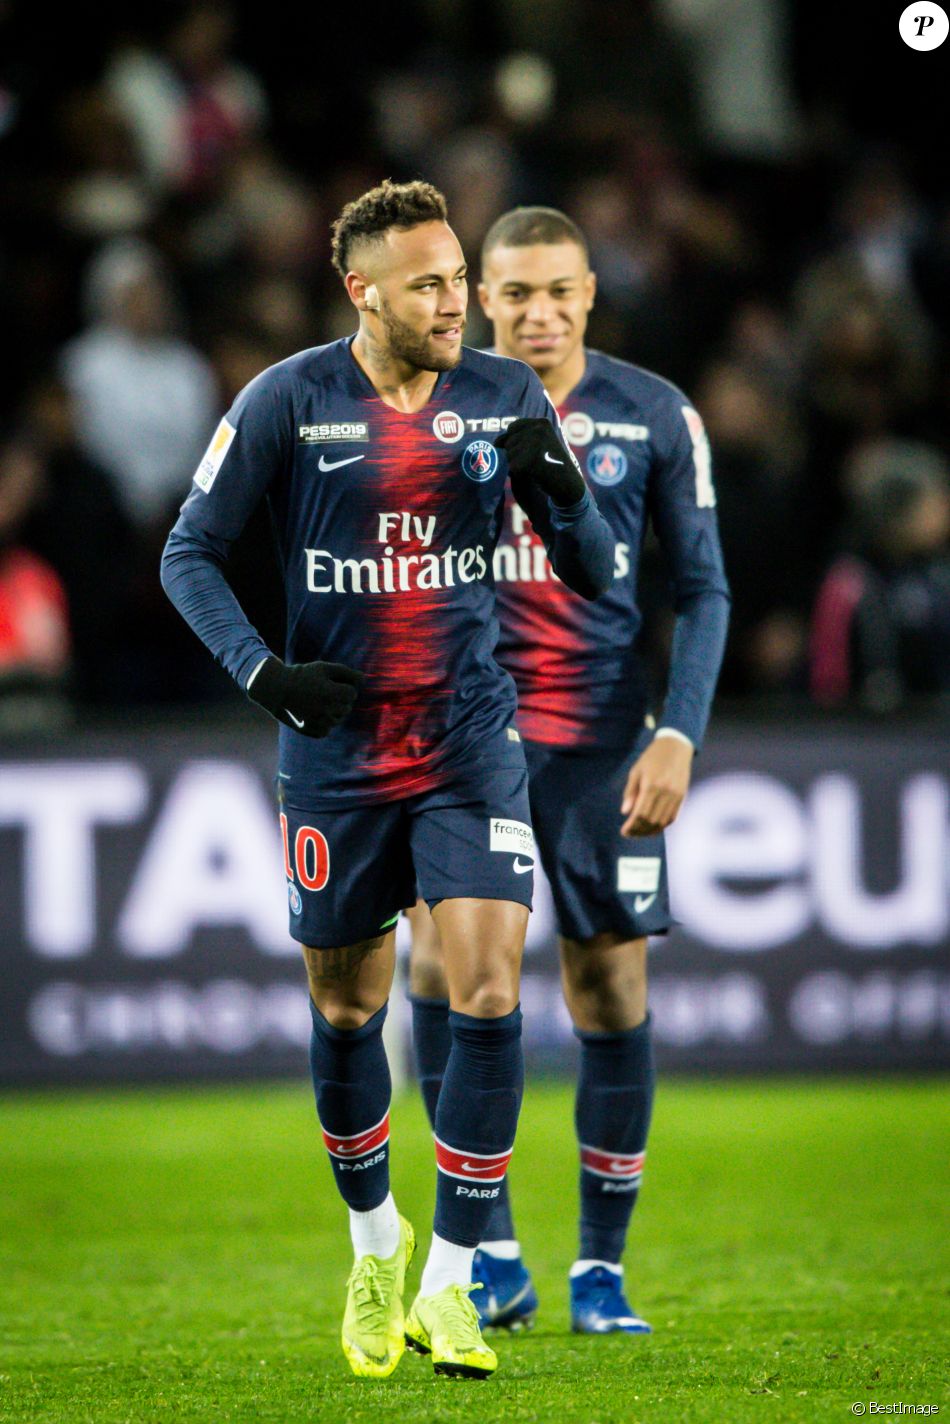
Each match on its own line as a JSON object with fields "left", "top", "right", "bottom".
{"left": 0, "top": 1, "right": 945, "bottom": 718}
{"left": 16, "top": 376, "right": 135, "bottom": 704}
{"left": 0, "top": 436, "right": 71, "bottom": 722}
{"left": 60, "top": 237, "right": 218, "bottom": 529}
{"left": 104, "top": 2, "right": 267, "bottom": 197}
{"left": 696, "top": 358, "right": 808, "bottom": 695}
{"left": 810, "top": 440, "right": 950, "bottom": 710}
{"left": 55, "top": 86, "right": 157, "bottom": 242}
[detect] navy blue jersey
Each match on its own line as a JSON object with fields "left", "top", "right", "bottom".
{"left": 161, "top": 337, "right": 614, "bottom": 805}
{"left": 493, "top": 350, "right": 730, "bottom": 750}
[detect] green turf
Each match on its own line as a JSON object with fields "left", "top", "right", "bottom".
{"left": 1, "top": 1079, "right": 946, "bottom": 1423}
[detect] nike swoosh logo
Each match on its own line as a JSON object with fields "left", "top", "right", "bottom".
{"left": 318, "top": 454, "right": 364, "bottom": 471}
{"left": 609, "top": 1161, "right": 642, "bottom": 1174}
{"left": 331, "top": 1134, "right": 380, "bottom": 1156}
{"left": 634, "top": 893, "right": 656, "bottom": 913}
{"left": 544, "top": 451, "right": 564, "bottom": 465}
{"left": 513, "top": 858, "right": 533, "bottom": 874}
{"left": 285, "top": 709, "right": 305, "bottom": 729}
{"left": 460, "top": 1162, "right": 504, "bottom": 1175}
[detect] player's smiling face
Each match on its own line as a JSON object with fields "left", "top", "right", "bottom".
{"left": 369, "top": 221, "right": 468, "bottom": 373}
{"left": 479, "top": 241, "right": 595, "bottom": 377}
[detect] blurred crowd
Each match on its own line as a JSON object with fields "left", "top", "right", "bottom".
{"left": 0, "top": 0, "right": 947, "bottom": 725}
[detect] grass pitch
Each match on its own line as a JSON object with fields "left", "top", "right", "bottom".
{"left": 1, "top": 1078, "right": 946, "bottom": 1423}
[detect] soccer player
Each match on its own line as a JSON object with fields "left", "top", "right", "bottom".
{"left": 408, "top": 207, "right": 730, "bottom": 1335}
{"left": 160, "top": 182, "right": 615, "bottom": 1380}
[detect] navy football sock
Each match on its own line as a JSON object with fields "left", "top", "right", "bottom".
{"left": 433, "top": 1007, "right": 524, "bottom": 1248}
{"left": 409, "top": 993, "right": 451, "bottom": 1127}
{"left": 480, "top": 1174, "right": 517, "bottom": 1243}
{"left": 575, "top": 1013, "right": 655, "bottom": 1264}
{"left": 411, "top": 992, "right": 518, "bottom": 1245}
{"left": 309, "top": 998, "right": 391, "bottom": 1212}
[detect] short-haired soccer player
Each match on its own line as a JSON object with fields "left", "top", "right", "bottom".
{"left": 408, "top": 207, "right": 730, "bottom": 1335}
{"left": 161, "top": 183, "right": 615, "bottom": 1380}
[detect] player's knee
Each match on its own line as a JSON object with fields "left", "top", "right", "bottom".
{"left": 454, "top": 979, "right": 519, "bottom": 1019}
{"left": 310, "top": 992, "right": 385, "bottom": 1032}
{"left": 561, "top": 933, "right": 648, "bottom": 1031}
{"left": 409, "top": 955, "right": 450, "bottom": 1000}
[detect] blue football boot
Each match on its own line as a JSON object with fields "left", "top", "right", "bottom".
{"left": 570, "top": 1264, "right": 651, "bottom": 1335}
{"left": 471, "top": 1249, "right": 539, "bottom": 1330}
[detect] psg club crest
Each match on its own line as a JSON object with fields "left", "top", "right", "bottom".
{"left": 587, "top": 442, "right": 628, "bottom": 486}
{"left": 462, "top": 439, "right": 499, "bottom": 483}
{"left": 288, "top": 882, "right": 302, "bottom": 916}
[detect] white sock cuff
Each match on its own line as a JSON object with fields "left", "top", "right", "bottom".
{"left": 570, "top": 1258, "right": 623, "bottom": 1278}
{"left": 349, "top": 1192, "right": 400, "bottom": 1260}
{"left": 420, "top": 1233, "right": 476, "bottom": 1296}
{"left": 478, "top": 1239, "right": 521, "bottom": 1260}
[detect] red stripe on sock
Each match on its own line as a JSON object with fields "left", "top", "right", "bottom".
{"left": 580, "top": 1146, "right": 645, "bottom": 1178}
{"left": 322, "top": 1111, "right": 390, "bottom": 1159}
{"left": 434, "top": 1135, "right": 513, "bottom": 1182}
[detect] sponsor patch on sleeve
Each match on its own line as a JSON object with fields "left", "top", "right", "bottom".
{"left": 489, "top": 818, "right": 535, "bottom": 860}
{"left": 617, "top": 856, "right": 661, "bottom": 893}
{"left": 681, "top": 406, "right": 716, "bottom": 509}
{"left": 194, "top": 418, "right": 236, "bottom": 493}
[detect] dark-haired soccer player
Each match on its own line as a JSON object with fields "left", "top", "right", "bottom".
{"left": 408, "top": 207, "right": 730, "bottom": 1335}
{"left": 161, "top": 182, "right": 614, "bottom": 1380}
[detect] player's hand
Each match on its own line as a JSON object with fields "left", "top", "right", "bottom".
{"left": 246, "top": 657, "right": 365, "bottom": 738}
{"left": 496, "top": 418, "right": 586, "bottom": 507}
{"left": 620, "top": 735, "right": 694, "bottom": 837}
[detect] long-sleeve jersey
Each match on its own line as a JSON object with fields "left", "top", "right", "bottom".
{"left": 161, "top": 336, "right": 615, "bottom": 806}
{"left": 493, "top": 350, "right": 731, "bottom": 750}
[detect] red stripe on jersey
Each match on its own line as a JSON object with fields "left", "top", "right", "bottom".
{"left": 322, "top": 1111, "right": 390, "bottom": 1159}
{"left": 434, "top": 1135, "right": 514, "bottom": 1182}
{"left": 493, "top": 467, "right": 602, "bottom": 747}
{"left": 580, "top": 1146, "right": 646, "bottom": 1179}
{"left": 347, "top": 403, "right": 458, "bottom": 796}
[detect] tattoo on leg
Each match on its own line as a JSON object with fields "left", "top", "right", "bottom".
{"left": 303, "top": 936, "right": 385, "bottom": 985}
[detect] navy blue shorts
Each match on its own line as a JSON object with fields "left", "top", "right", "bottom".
{"left": 525, "top": 726, "right": 671, "bottom": 942}
{"left": 278, "top": 730, "right": 533, "bottom": 947}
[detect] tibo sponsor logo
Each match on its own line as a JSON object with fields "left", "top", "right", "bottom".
{"left": 433, "top": 411, "right": 518, "bottom": 443}
{"left": 561, "top": 411, "right": 649, "bottom": 447}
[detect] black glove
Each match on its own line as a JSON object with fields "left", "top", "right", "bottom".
{"left": 495, "top": 418, "right": 586, "bottom": 507}
{"left": 247, "top": 657, "right": 364, "bottom": 738}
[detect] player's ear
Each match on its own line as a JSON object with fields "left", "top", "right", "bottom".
{"left": 477, "top": 281, "right": 493, "bottom": 318}
{"left": 585, "top": 269, "right": 597, "bottom": 311}
{"left": 344, "top": 272, "right": 380, "bottom": 313}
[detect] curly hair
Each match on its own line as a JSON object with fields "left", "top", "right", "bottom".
{"left": 481, "top": 206, "right": 589, "bottom": 267}
{"left": 331, "top": 179, "right": 449, "bottom": 278}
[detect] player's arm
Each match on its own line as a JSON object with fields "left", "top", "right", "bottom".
{"left": 621, "top": 400, "right": 731, "bottom": 837}
{"left": 497, "top": 370, "right": 615, "bottom": 600}
{"left": 160, "top": 373, "right": 363, "bottom": 738}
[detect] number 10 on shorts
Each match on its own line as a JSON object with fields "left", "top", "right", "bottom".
{"left": 280, "top": 813, "right": 331, "bottom": 892}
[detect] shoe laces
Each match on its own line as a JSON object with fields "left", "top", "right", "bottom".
{"left": 439, "top": 1284, "right": 485, "bottom": 1346}
{"left": 347, "top": 1257, "right": 389, "bottom": 1332}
